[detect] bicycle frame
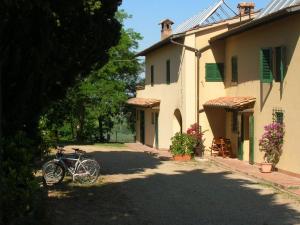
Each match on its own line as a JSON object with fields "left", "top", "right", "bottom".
{"left": 54, "top": 153, "right": 89, "bottom": 181}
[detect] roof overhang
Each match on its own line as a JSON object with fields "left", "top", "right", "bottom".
{"left": 203, "top": 96, "right": 256, "bottom": 110}
{"left": 135, "top": 34, "right": 185, "bottom": 57}
{"left": 126, "top": 98, "right": 160, "bottom": 108}
{"left": 211, "top": 4, "right": 300, "bottom": 42}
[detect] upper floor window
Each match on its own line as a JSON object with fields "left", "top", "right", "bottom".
{"left": 260, "top": 47, "right": 287, "bottom": 83}
{"left": 205, "top": 63, "right": 224, "bottom": 82}
{"left": 150, "top": 65, "right": 154, "bottom": 86}
{"left": 260, "top": 48, "right": 273, "bottom": 83}
{"left": 275, "top": 46, "right": 287, "bottom": 82}
{"left": 231, "top": 56, "right": 238, "bottom": 83}
{"left": 166, "top": 59, "right": 170, "bottom": 84}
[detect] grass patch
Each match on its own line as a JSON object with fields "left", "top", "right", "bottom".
{"left": 94, "top": 143, "right": 126, "bottom": 148}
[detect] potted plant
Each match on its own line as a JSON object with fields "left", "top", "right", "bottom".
{"left": 187, "top": 123, "right": 206, "bottom": 157}
{"left": 170, "top": 132, "right": 196, "bottom": 161}
{"left": 259, "top": 122, "right": 285, "bottom": 173}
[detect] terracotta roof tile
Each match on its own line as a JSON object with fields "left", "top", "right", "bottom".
{"left": 126, "top": 98, "right": 160, "bottom": 108}
{"left": 204, "top": 96, "right": 256, "bottom": 109}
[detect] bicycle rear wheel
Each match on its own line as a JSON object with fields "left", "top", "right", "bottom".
{"left": 75, "top": 159, "right": 100, "bottom": 184}
{"left": 42, "top": 160, "right": 65, "bottom": 185}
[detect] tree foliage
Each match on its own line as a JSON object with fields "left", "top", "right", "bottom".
{"left": 0, "top": 1, "right": 122, "bottom": 224}
{"left": 1, "top": 0, "right": 122, "bottom": 138}
{"left": 42, "top": 10, "right": 143, "bottom": 143}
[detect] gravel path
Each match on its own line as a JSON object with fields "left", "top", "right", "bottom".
{"left": 47, "top": 145, "right": 300, "bottom": 225}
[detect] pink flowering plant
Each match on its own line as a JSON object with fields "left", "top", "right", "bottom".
{"left": 259, "top": 122, "right": 285, "bottom": 165}
{"left": 187, "top": 123, "right": 206, "bottom": 152}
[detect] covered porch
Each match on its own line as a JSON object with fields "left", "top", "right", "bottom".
{"left": 127, "top": 97, "right": 160, "bottom": 149}
{"left": 203, "top": 96, "right": 256, "bottom": 163}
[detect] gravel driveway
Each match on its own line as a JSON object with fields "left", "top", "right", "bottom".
{"left": 46, "top": 145, "right": 300, "bottom": 225}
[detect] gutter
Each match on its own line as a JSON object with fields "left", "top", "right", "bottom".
{"left": 170, "top": 35, "right": 210, "bottom": 126}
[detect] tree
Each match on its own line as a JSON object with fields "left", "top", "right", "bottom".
{"left": 0, "top": 1, "right": 122, "bottom": 224}
{"left": 0, "top": 0, "right": 122, "bottom": 138}
{"left": 43, "top": 10, "right": 143, "bottom": 143}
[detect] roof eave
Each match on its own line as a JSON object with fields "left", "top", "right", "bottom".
{"left": 211, "top": 4, "right": 300, "bottom": 42}
{"left": 135, "top": 32, "right": 187, "bottom": 57}
{"left": 135, "top": 36, "right": 172, "bottom": 57}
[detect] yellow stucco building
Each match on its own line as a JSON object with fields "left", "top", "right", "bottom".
{"left": 128, "top": 0, "right": 300, "bottom": 175}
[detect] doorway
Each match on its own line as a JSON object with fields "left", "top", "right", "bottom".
{"left": 140, "top": 110, "right": 145, "bottom": 144}
{"left": 155, "top": 113, "right": 159, "bottom": 149}
{"left": 238, "top": 112, "right": 254, "bottom": 164}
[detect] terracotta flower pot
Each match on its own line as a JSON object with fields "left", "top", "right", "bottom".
{"left": 260, "top": 162, "right": 273, "bottom": 173}
{"left": 173, "top": 154, "right": 192, "bottom": 161}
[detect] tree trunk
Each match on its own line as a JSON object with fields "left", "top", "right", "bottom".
{"left": 98, "top": 116, "right": 104, "bottom": 143}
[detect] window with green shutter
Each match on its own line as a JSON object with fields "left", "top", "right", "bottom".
{"left": 205, "top": 63, "right": 224, "bottom": 82}
{"left": 150, "top": 65, "right": 154, "bottom": 86}
{"left": 231, "top": 56, "right": 238, "bottom": 83}
{"left": 260, "top": 48, "right": 273, "bottom": 83}
{"left": 166, "top": 60, "right": 170, "bottom": 84}
{"left": 275, "top": 46, "right": 286, "bottom": 82}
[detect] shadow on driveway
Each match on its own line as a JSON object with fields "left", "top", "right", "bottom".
{"left": 46, "top": 149, "right": 300, "bottom": 225}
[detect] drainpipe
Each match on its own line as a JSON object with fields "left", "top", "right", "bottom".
{"left": 170, "top": 35, "right": 210, "bottom": 125}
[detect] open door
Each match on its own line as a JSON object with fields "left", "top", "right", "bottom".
{"left": 140, "top": 110, "right": 145, "bottom": 144}
{"left": 155, "top": 113, "right": 159, "bottom": 149}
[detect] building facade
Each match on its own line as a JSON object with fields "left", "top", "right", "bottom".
{"left": 128, "top": 0, "right": 300, "bottom": 175}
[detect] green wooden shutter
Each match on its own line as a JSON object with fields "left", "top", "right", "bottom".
{"left": 249, "top": 115, "right": 254, "bottom": 165}
{"left": 280, "top": 46, "right": 287, "bottom": 81}
{"left": 205, "top": 63, "right": 224, "bottom": 82}
{"left": 166, "top": 60, "right": 170, "bottom": 84}
{"left": 275, "top": 46, "right": 287, "bottom": 82}
{"left": 231, "top": 56, "right": 238, "bottom": 82}
{"left": 281, "top": 46, "right": 287, "bottom": 80}
{"left": 260, "top": 48, "right": 273, "bottom": 83}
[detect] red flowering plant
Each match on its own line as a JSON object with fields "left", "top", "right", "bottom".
{"left": 187, "top": 123, "right": 206, "bottom": 154}
{"left": 259, "top": 122, "right": 285, "bottom": 166}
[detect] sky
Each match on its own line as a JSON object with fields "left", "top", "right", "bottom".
{"left": 120, "top": 0, "right": 271, "bottom": 52}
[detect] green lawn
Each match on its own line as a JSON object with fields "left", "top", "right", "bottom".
{"left": 94, "top": 143, "right": 126, "bottom": 148}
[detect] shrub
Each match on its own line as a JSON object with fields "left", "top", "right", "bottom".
{"left": 259, "top": 122, "right": 285, "bottom": 165}
{"left": 0, "top": 132, "right": 47, "bottom": 225}
{"left": 170, "top": 132, "right": 196, "bottom": 156}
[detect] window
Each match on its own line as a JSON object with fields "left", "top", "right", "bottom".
{"left": 150, "top": 65, "right": 154, "bottom": 86}
{"left": 273, "top": 109, "right": 284, "bottom": 124}
{"left": 232, "top": 111, "right": 238, "bottom": 133}
{"left": 166, "top": 59, "right": 170, "bottom": 84}
{"left": 205, "top": 63, "right": 224, "bottom": 82}
{"left": 260, "top": 48, "right": 273, "bottom": 83}
{"left": 275, "top": 46, "right": 286, "bottom": 82}
{"left": 231, "top": 56, "right": 238, "bottom": 83}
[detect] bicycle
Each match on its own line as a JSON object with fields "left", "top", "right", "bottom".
{"left": 42, "top": 146, "right": 100, "bottom": 186}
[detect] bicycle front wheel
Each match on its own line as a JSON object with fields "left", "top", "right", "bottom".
{"left": 75, "top": 159, "right": 100, "bottom": 184}
{"left": 42, "top": 160, "right": 65, "bottom": 185}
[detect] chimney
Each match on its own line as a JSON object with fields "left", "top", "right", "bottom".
{"left": 159, "top": 19, "right": 174, "bottom": 40}
{"left": 238, "top": 2, "right": 255, "bottom": 17}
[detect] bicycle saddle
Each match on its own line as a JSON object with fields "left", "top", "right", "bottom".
{"left": 72, "top": 148, "right": 86, "bottom": 154}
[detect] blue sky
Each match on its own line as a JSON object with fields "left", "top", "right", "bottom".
{"left": 120, "top": 0, "right": 271, "bottom": 52}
